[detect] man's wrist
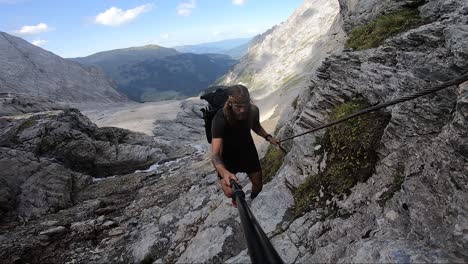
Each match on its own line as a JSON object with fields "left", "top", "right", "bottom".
{"left": 264, "top": 134, "right": 272, "bottom": 141}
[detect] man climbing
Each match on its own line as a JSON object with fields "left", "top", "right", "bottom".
{"left": 210, "top": 85, "right": 279, "bottom": 207}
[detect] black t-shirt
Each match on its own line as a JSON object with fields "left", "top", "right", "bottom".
{"left": 211, "top": 105, "right": 260, "bottom": 162}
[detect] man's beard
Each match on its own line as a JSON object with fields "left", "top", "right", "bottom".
{"left": 235, "top": 111, "right": 248, "bottom": 120}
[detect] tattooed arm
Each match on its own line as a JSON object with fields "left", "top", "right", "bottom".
{"left": 211, "top": 138, "right": 238, "bottom": 185}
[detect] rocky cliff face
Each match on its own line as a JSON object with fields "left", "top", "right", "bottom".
{"left": 218, "top": 0, "right": 345, "bottom": 135}
{"left": 1, "top": 0, "right": 467, "bottom": 263}
{"left": 265, "top": 0, "right": 468, "bottom": 262}
{"left": 0, "top": 93, "right": 192, "bottom": 222}
{"left": 220, "top": 0, "right": 344, "bottom": 98}
{"left": 0, "top": 32, "right": 128, "bottom": 104}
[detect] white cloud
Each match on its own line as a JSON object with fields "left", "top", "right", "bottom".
{"left": 232, "top": 0, "right": 246, "bottom": 6}
{"left": 177, "top": 0, "right": 196, "bottom": 16}
{"left": 16, "top": 23, "right": 49, "bottom": 35}
{"left": 32, "top": 39, "right": 47, "bottom": 46}
{"left": 94, "top": 4, "right": 153, "bottom": 27}
{"left": 161, "top": 33, "right": 169, "bottom": 39}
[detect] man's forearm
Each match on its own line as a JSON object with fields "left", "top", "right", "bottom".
{"left": 211, "top": 153, "right": 229, "bottom": 176}
{"left": 253, "top": 125, "right": 269, "bottom": 138}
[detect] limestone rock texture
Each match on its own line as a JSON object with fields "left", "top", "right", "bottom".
{"left": 267, "top": 0, "right": 468, "bottom": 262}
{"left": 219, "top": 0, "right": 346, "bottom": 133}
{"left": 0, "top": 32, "right": 128, "bottom": 104}
{"left": 0, "top": 0, "right": 467, "bottom": 263}
{"left": 0, "top": 93, "right": 172, "bottom": 222}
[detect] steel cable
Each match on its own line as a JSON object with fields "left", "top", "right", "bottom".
{"left": 279, "top": 74, "right": 468, "bottom": 143}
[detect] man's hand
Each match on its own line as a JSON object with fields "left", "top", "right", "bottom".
{"left": 222, "top": 171, "right": 238, "bottom": 187}
{"left": 267, "top": 136, "right": 280, "bottom": 146}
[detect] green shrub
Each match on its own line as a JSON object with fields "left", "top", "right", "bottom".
{"left": 260, "top": 144, "right": 286, "bottom": 184}
{"left": 293, "top": 100, "right": 390, "bottom": 217}
{"left": 345, "top": 9, "right": 428, "bottom": 51}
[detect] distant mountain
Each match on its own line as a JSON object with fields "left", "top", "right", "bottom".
{"left": 223, "top": 41, "right": 251, "bottom": 59}
{"left": 118, "top": 53, "right": 236, "bottom": 102}
{"left": 173, "top": 38, "right": 252, "bottom": 58}
{"left": 70, "top": 45, "right": 237, "bottom": 102}
{"left": 0, "top": 32, "right": 127, "bottom": 104}
{"left": 219, "top": 0, "right": 344, "bottom": 101}
{"left": 69, "top": 45, "right": 180, "bottom": 85}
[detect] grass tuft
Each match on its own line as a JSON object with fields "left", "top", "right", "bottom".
{"left": 345, "top": 9, "right": 428, "bottom": 51}
{"left": 260, "top": 144, "right": 286, "bottom": 184}
{"left": 293, "top": 100, "right": 390, "bottom": 217}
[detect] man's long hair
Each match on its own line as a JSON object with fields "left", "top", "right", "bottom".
{"left": 223, "top": 85, "right": 254, "bottom": 126}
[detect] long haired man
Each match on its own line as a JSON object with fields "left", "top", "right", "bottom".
{"left": 210, "top": 85, "right": 279, "bottom": 207}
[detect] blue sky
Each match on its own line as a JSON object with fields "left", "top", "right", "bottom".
{"left": 0, "top": 0, "right": 303, "bottom": 58}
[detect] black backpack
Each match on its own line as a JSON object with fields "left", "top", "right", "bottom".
{"left": 200, "top": 86, "right": 229, "bottom": 143}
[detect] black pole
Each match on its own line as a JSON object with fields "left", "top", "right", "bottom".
{"left": 230, "top": 180, "right": 284, "bottom": 264}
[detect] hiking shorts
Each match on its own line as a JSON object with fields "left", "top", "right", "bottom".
{"left": 217, "top": 149, "right": 261, "bottom": 179}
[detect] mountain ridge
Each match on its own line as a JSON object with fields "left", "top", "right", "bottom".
{"left": 70, "top": 44, "right": 237, "bottom": 102}
{"left": 0, "top": 31, "right": 128, "bottom": 104}
{"left": 173, "top": 37, "right": 252, "bottom": 58}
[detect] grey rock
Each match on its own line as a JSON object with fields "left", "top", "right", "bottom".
{"left": 95, "top": 207, "right": 116, "bottom": 215}
{"left": 1, "top": 1, "right": 468, "bottom": 264}
{"left": 40, "top": 220, "right": 60, "bottom": 227}
{"left": 444, "top": 25, "right": 468, "bottom": 68}
{"left": 275, "top": 0, "right": 468, "bottom": 262}
{"left": 108, "top": 227, "right": 125, "bottom": 237}
{"left": 71, "top": 220, "right": 96, "bottom": 234}
{"left": 226, "top": 250, "right": 250, "bottom": 264}
{"left": 271, "top": 233, "right": 300, "bottom": 263}
{"left": 0, "top": 101, "right": 167, "bottom": 177}
{"left": 39, "top": 226, "right": 67, "bottom": 236}
{"left": 0, "top": 93, "right": 67, "bottom": 116}
{"left": 177, "top": 226, "right": 232, "bottom": 263}
{"left": 96, "top": 215, "right": 106, "bottom": 225}
{"left": 0, "top": 32, "right": 127, "bottom": 104}
{"left": 0, "top": 147, "right": 87, "bottom": 219}
{"left": 102, "top": 221, "right": 117, "bottom": 229}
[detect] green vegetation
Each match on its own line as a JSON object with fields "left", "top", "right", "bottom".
{"left": 282, "top": 73, "right": 299, "bottom": 86}
{"left": 141, "top": 90, "right": 186, "bottom": 102}
{"left": 293, "top": 100, "right": 390, "bottom": 217}
{"left": 345, "top": 9, "right": 428, "bottom": 51}
{"left": 378, "top": 167, "right": 405, "bottom": 206}
{"left": 19, "top": 118, "right": 37, "bottom": 131}
{"left": 260, "top": 144, "right": 286, "bottom": 184}
{"left": 236, "top": 71, "right": 254, "bottom": 85}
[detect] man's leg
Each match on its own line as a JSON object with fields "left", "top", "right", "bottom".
{"left": 248, "top": 170, "right": 263, "bottom": 199}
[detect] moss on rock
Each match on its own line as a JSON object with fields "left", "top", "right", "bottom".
{"left": 293, "top": 100, "right": 390, "bottom": 217}
{"left": 260, "top": 144, "right": 286, "bottom": 184}
{"left": 378, "top": 167, "right": 405, "bottom": 206}
{"left": 345, "top": 9, "right": 428, "bottom": 51}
